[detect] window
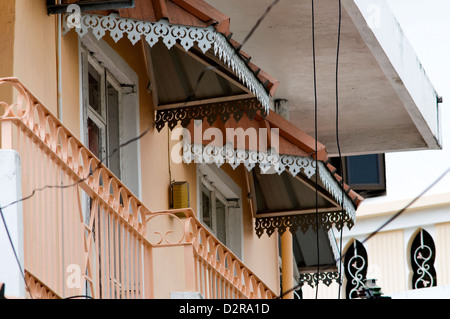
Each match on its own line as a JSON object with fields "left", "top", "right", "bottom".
{"left": 84, "top": 53, "right": 122, "bottom": 179}
{"left": 79, "top": 36, "right": 141, "bottom": 298}
{"left": 410, "top": 229, "right": 437, "bottom": 289}
{"left": 329, "top": 154, "right": 386, "bottom": 198}
{"left": 80, "top": 34, "right": 142, "bottom": 199}
{"left": 198, "top": 165, "right": 243, "bottom": 260}
{"left": 201, "top": 178, "right": 229, "bottom": 246}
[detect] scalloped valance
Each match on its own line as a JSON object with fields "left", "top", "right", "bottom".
{"left": 63, "top": 13, "right": 271, "bottom": 129}
{"left": 182, "top": 143, "right": 357, "bottom": 237}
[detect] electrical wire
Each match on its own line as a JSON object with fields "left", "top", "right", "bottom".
{"left": 241, "top": 0, "right": 281, "bottom": 49}
{"left": 360, "top": 165, "right": 450, "bottom": 246}
{"left": 335, "top": 0, "right": 345, "bottom": 300}
{"left": 311, "top": 0, "right": 320, "bottom": 299}
{"left": 64, "top": 295, "right": 93, "bottom": 299}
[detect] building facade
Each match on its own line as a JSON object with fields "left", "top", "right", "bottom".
{"left": 0, "top": 0, "right": 364, "bottom": 299}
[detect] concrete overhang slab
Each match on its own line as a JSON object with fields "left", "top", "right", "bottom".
{"left": 206, "top": 0, "right": 442, "bottom": 156}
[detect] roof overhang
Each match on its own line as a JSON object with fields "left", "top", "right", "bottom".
{"left": 205, "top": 0, "right": 442, "bottom": 156}
{"left": 181, "top": 111, "right": 363, "bottom": 238}
{"left": 61, "top": 0, "right": 280, "bottom": 130}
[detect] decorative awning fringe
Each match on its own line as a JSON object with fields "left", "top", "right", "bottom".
{"left": 182, "top": 143, "right": 357, "bottom": 236}
{"left": 155, "top": 98, "right": 266, "bottom": 132}
{"left": 63, "top": 13, "right": 270, "bottom": 114}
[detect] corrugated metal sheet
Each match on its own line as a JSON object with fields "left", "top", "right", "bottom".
{"left": 150, "top": 41, "right": 247, "bottom": 105}
{"left": 252, "top": 168, "right": 336, "bottom": 215}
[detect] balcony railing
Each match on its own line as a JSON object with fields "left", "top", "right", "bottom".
{"left": 0, "top": 78, "right": 275, "bottom": 299}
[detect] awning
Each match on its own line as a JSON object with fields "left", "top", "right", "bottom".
{"left": 181, "top": 110, "right": 364, "bottom": 238}
{"left": 61, "top": 0, "right": 279, "bottom": 130}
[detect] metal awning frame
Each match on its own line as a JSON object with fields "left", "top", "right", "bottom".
{"left": 63, "top": 12, "right": 271, "bottom": 114}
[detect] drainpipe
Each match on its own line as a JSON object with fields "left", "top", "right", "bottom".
{"left": 56, "top": 0, "right": 63, "bottom": 121}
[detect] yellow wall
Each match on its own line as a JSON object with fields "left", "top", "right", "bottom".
{"left": 13, "top": 0, "right": 58, "bottom": 115}
{"left": 60, "top": 31, "right": 81, "bottom": 137}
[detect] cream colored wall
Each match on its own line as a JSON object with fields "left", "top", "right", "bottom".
{"left": 367, "top": 229, "right": 406, "bottom": 294}
{"left": 435, "top": 222, "right": 450, "bottom": 286}
{"left": 302, "top": 229, "right": 407, "bottom": 299}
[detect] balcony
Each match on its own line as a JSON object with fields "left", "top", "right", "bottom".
{"left": 0, "top": 78, "right": 275, "bottom": 299}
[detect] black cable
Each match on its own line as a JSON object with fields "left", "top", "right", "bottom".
{"left": 241, "top": 0, "right": 280, "bottom": 49}
{"left": 335, "top": 0, "right": 344, "bottom": 300}
{"left": 360, "top": 165, "right": 450, "bottom": 246}
{"left": 64, "top": 295, "right": 93, "bottom": 299}
{"left": 311, "top": 0, "right": 320, "bottom": 299}
{"left": 0, "top": 206, "right": 33, "bottom": 299}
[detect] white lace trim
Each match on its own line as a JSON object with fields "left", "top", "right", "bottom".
{"left": 318, "top": 161, "right": 357, "bottom": 222}
{"left": 182, "top": 143, "right": 316, "bottom": 178}
{"left": 63, "top": 13, "right": 270, "bottom": 113}
{"left": 328, "top": 229, "right": 342, "bottom": 270}
{"left": 183, "top": 143, "right": 357, "bottom": 223}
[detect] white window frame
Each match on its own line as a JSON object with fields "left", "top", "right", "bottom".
{"left": 201, "top": 176, "right": 230, "bottom": 244}
{"left": 83, "top": 53, "right": 124, "bottom": 174}
{"left": 79, "top": 32, "right": 142, "bottom": 198}
{"left": 198, "top": 164, "right": 244, "bottom": 260}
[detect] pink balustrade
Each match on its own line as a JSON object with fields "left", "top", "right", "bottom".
{"left": 0, "top": 78, "right": 275, "bottom": 299}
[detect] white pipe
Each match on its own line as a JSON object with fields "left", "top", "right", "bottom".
{"left": 57, "top": 1, "right": 63, "bottom": 121}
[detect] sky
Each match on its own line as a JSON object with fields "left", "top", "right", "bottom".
{"left": 365, "top": 0, "right": 450, "bottom": 203}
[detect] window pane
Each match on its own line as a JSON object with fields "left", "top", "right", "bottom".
{"left": 346, "top": 154, "right": 380, "bottom": 185}
{"left": 202, "top": 185, "right": 212, "bottom": 229}
{"left": 88, "top": 118, "right": 102, "bottom": 159}
{"left": 107, "top": 82, "right": 121, "bottom": 178}
{"left": 88, "top": 64, "right": 102, "bottom": 115}
{"left": 215, "top": 198, "right": 226, "bottom": 245}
